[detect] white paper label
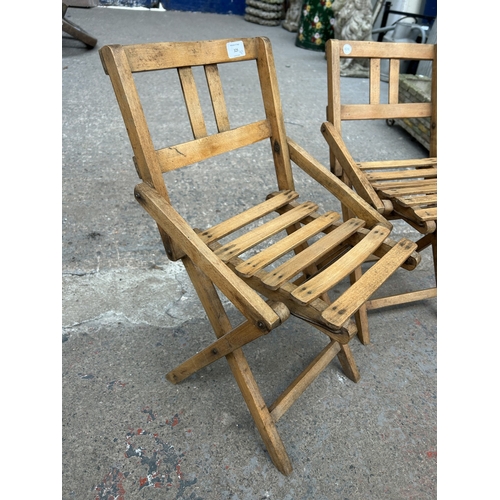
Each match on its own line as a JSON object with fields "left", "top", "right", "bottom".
{"left": 227, "top": 41, "right": 246, "bottom": 59}
{"left": 343, "top": 44, "right": 352, "bottom": 55}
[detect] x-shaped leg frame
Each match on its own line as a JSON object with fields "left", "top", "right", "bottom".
{"left": 166, "top": 257, "right": 360, "bottom": 475}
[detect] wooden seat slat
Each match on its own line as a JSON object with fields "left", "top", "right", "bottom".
{"left": 372, "top": 178, "right": 437, "bottom": 192}
{"left": 199, "top": 190, "right": 299, "bottom": 244}
{"left": 357, "top": 158, "right": 437, "bottom": 170}
{"left": 262, "top": 218, "right": 366, "bottom": 290}
{"left": 235, "top": 211, "right": 341, "bottom": 278}
{"left": 214, "top": 202, "right": 319, "bottom": 262}
{"left": 291, "top": 225, "right": 391, "bottom": 305}
{"left": 365, "top": 168, "right": 437, "bottom": 182}
{"left": 392, "top": 194, "right": 437, "bottom": 208}
{"left": 322, "top": 238, "right": 417, "bottom": 328}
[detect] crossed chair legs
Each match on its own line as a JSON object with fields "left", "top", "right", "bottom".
{"left": 168, "top": 256, "right": 360, "bottom": 476}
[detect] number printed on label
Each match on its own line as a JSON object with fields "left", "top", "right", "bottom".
{"left": 227, "top": 41, "right": 246, "bottom": 59}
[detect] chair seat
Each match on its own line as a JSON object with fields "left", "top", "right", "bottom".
{"left": 198, "top": 190, "right": 419, "bottom": 340}
{"left": 358, "top": 159, "right": 437, "bottom": 225}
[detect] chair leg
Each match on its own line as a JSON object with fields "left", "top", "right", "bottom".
{"left": 62, "top": 5, "right": 97, "bottom": 48}
{"left": 339, "top": 199, "right": 371, "bottom": 345}
{"left": 317, "top": 293, "right": 361, "bottom": 381}
{"left": 166, "top": 319, "right": 268, "bottom": 383}
{"left": 337, "top": 343, "right": 360, "bottom": 382}
{"left": 432, "top": 232, "right": 437, "bottom": 282}
{"left": 181, "top": 257, "right": 293, "bottom": 475}
{"left": 351, "top": 266, "right": 370, "bottom": 345}
{"left": 227, "top": 348, "right": 293, "bottom": 475}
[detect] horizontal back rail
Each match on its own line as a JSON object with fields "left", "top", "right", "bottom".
{"left": 156, "top": 120, "right": 272, "bottom": 173}
{"left": 121, "top": 38, "right": 260, "bottom": 72}
{"left": 341, "top": 103, "right": 432, "bottom": 120}
{"left": 334, "top": 40, "right": 435, "bottom": 60}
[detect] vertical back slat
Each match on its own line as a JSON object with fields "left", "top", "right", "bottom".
{"left": 388, "top": 59, "right": 400, "bottom": 104}
{"left": 178, "top": 66, "right": 208, "bottom": 139}
{"left": 205, "top": 64, "right": 230, "bottom": 132}
{"left": 369, "top": 58, "right": 380, "bottom": 104}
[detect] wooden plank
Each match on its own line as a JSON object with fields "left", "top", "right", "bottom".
{"left": 199, "top": 190, "right": 299, "bottom": 244}
{"left": 99, "top": 45, "right": 169, "bottom": 197}
{"left": 228, "top": 347, "right": 293, "bottom": 475}
{"left": 322, "top": 238, "right": 417, "bottom": 328}
{"left": 369, "top": 58, "right": 380, "bottom": 104}
{"left": 393, "top": 205, "right": 437, "bottom": 224}
{"left": 262, "top": 218, "right": 366, "bottom": 290}
{"left": 333, "top": 40, "right": 435, "bottom": 60}
{"left": 205, "top": 64, "right": 230, "bottom": 132}
{"left": 412, "top": 206, "right": 437, "bottom": 221}
{"left": 326, "top": 39, "right": 343, "bottom": 176}
{"left": 429, "top": 48, "right": 438, "bottom": 157}
{"left": 178, "top": 66, "right": 207, "bottom": 139}
{"left": 366, "top": 287, "right": 437, "bottom": 310}
{"left": 123, "top": 38, "right": 260, "bottom": 72}
{"left": 181, "top": 258, "right": 292, "bottom": 476}
{"left": 62, "top": 17, "right": 97, "bottom": 48}
{"left": 337, "top": 343, "right": 360, "bottom": 382}
{"left": 341, "top": 102, "right": 432, "bottom": 120}
{"left": 373, "top": 178, "right": 437, "bottom": 192}
{"left": 288, "top": 136, "right": 390, "bottom": 228}
{"left": 291, "top": 225, "right": 391, "bottom": 305}
{"left": 269, "top": 340, "right": 341, "bottom": 422}
{"left": 256, "top": 37, "right": 295, "bottom": 191}
{"left": 358, "top": 158, "right": 437, "bottom": 170}
{"left": 214, "top": 202, "right": 320, "bottom": 262}
{"left": 134, "top": 182, "right": 281, "bottom": 330}
{"left": 156, "top": 120, "right": 272, "bottom": 172}
{"left": 377, "top": 182, "right": 438, "bottom": 197}
{"left": 235, "top": 211, "right": 341, "bottom": 278}
{"left": 365, "top": 167, "right": 437, "bottom": 182}
{"left": 167, "top": 320, "right": 268, "bottom": 383}
{"left": 326, "top": 39, "right": 342, "bottom": 128}
{"left": 394, "top": 194, "right": 437, "bottom": 208}
{"left": 388, "top": 59, "right": 400, "bottom": 104}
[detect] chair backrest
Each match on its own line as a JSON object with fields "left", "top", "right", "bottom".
{"left": 100, "top": 36, "right": 389, "bottom": 261}
{"left": 326, "top": 40, "right": 437, "bottom": 157}
{"left": 100, "top": 37, "right": 295, "bottom": 205}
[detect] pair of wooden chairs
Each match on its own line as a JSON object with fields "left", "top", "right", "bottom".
{"left": 99, "top": 36, "right": 436, "bottom": 475}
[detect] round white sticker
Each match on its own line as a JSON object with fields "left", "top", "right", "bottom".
{"left": 343, "top": 44, "right": 352, "bottom": 55}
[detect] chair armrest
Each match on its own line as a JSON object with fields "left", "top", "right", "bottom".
{"left": 320, "top": 122, "right": 385, "bottom": 213}
{"left": 286, "top": 136, "right": 392, "bottom": 230}
{"left": 133, "top": 182, "right": 282, "bottom": 331}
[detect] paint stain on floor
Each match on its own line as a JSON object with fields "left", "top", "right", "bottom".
{"left": 94, "top": 410, "right": 202, "bottom": 499}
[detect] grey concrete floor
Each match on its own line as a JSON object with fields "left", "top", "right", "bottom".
{"left": 62, "top": 6, "right": 438, "bottom": 499}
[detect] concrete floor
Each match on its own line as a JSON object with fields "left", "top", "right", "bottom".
{"left": 62, "top": 6, "right": 438, "bottom": 499}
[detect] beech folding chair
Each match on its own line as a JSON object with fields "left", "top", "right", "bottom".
{"left": 99, "top": 37, "right": 420, "bottom": 475}
{"left": 323, "top": 39, "right": 437, "bottom": 343}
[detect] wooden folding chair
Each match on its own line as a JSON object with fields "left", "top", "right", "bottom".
{"left": 323, "top": 39, "right": 437, "bottom": 343}
{"left": 99, "top": 37, "right": 420, "bottom": 475}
